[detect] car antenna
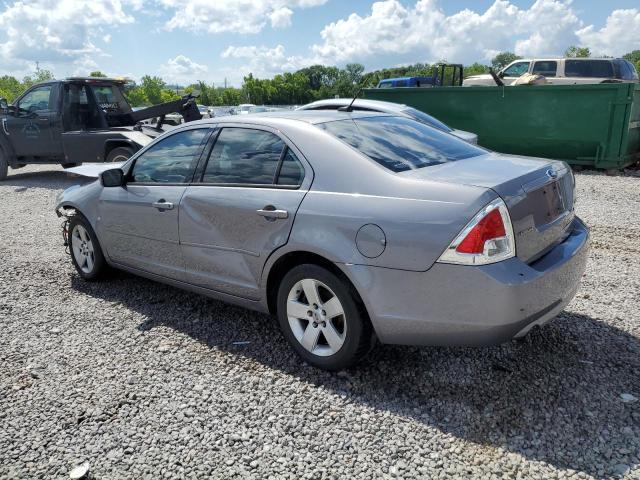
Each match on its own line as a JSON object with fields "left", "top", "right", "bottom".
{"left": 338, "top": 86, "right": 362, "bottom": 112}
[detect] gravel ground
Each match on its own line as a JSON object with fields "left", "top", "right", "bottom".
{"left": 0, "top": 165, "right": 638, "bottom": 480}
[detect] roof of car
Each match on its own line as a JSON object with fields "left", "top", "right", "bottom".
{"left": 186, "top": 109, "right": 392, "bottom": 127}
{"left": 512, "top": 57, "right": 623, "bottom": 62}
{"left": 298, "top": 98, "right": 409, "bottom": 113}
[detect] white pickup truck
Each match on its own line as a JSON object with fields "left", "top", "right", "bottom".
{"left": 463, "top": 57, "right": 639, "bottom": 86}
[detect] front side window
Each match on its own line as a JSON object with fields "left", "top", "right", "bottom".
{"left": 130, "top": 129, "right": 209, "bottom": 183}
{"left": 502, "top": 62, "right": 530, "bottom": 77}
{"left": 18, "top": 85, "right": 53, "bottom": 112}
{"left": 565, "top": 60, "right": 614, "bottom": 78}
{"left": 318, "top": 115, "right": 485, "bottom": 173}
{"left": 202, "top": 128, "right": 285, "bottom": 184}
{"left": 532, "top": 61, "right": 557, "bottom": 77}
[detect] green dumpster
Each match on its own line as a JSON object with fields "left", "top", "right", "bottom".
{"left": 364, "top": 83, "right": 640, "bottom": 170}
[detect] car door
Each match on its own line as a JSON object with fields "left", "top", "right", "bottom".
{"left": 179, "top": 125, "right": 311, "bottom": 300}
{"left": 3, "top": 84, "right": 61, "bottom": 157}
{"left": 97, "top": 127, "right": 211, "bottom": 280}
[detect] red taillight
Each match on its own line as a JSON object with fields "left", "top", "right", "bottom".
{"left": 437, "top": 198, "right": 515, "bottom": 266}
{"left": 456, "top": 208, "right": 506, "bottom": 254}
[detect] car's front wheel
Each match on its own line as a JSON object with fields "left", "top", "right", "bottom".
{"left": 68, "top": 215, "right": 107, "bottom": 281}
{"left": 277, "top": 264, "right": 373, "bottom": 371}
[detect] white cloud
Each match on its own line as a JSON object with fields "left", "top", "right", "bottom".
{"left": 159, "top": 54, "right": 208, "bottom": 84}
{"left": 221, "top": 44, "right": 311, "bottom": 79}
{"left": 270, "top": 7, "right": 294, "bottom": 29}
{"left": 577, "top": 9, "right": 640, "bottom": 57}
{"left": 0, "top": 0, "right": 134, "bottom": 75}
{"left": 161, "top": 0, "right": 327, "bottom": 34}
{"left": 309, "top": 0, "right": 589, "bottom": 65}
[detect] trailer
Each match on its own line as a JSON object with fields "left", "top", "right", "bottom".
{"left": 364, "top": 82, "right": 640, "bottom": 170}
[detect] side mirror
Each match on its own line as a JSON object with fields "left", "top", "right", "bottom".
{"left": 498, "top": 71, "right": 505, "bottom": 78}
{"left": 100, "top": 168, "right": 125, "bottom": 187}
{"left": 0, "top": 98, "right": 7, "bottom": 110}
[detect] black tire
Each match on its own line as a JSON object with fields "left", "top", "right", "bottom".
{"left": 106, "top": 146, "right": 134, "bottom": 163}
{"left": 62, "top": 163, "right": 81, "bottom": 168}
{"left": 0, "top": 149, "right": 8, "bottom": 181}
{"left": 68, "top": 215, "right": 108, "bottom": 281}
{"left": 276, "top": 264, "right": 373, "bottom": 371}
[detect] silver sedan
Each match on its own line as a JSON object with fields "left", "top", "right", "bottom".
{"left": 56, "top": 111, "right": 589, "bottom": 370}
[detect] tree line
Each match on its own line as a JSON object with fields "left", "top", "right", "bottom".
{"left": 2, "top": 47, "right": 639, "bottom": 107}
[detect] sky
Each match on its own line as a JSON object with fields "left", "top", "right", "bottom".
{"left": 0, "top": 0, "right": 638, "bottom": 86}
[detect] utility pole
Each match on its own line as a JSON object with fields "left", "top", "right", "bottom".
{"left": 224, "top": 77, "right": 227, "bottom": 89}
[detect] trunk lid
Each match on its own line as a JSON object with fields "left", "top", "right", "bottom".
{"left": 401, "top": 153, "right": 575, "bottom": 263}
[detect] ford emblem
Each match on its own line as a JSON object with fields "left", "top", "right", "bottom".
{"left": 546, "top": 169, "right": 558, "bottom": 179}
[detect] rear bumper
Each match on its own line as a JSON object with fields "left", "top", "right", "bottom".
{"left": 342, "top": 216, "right": 589, "bottom": 346}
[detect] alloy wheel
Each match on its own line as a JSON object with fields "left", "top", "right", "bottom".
{"left": 71, "top": 224, "right": 95, "bottom": 274}
{"left": 286, "top": 279, "right": 347, "bottom": 357}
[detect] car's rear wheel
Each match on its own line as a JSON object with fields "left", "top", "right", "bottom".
{"left": 277, "top": 264, "right": 373, "bottom": 371}
{"left": 68, "top": 215, "right": 107, "bottom": 281}
{"left": 106, "top": 146, "right": 133, "bottom": 163}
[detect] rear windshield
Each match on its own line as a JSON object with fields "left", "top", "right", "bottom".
{"left": 318, "top": 116, "right": 485, "bottom": 172}
{"left": 401, "top": 107, "right": 452, "bottom": 132}
{"left": 565, "top": 60, "right": 614, "bottom": 78}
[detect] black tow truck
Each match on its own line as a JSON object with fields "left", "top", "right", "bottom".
{"left": 0, "top": 77, "right": 202, "bottom": 180}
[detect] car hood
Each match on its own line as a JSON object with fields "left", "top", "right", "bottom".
{"left": 64, "top": 162, "right": 126, "bottom": 178}
{"left": 465, "top": 74, "right": 493, "bottom": 80}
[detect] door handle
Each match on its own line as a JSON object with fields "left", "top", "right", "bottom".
{"left": 38, "top": 116, "right": 48, "bottom": 121}
{"left": 257, "top": 206, "right": 288, "bottom": 219}
{"left": 152, "top": 200, "right": 174, "bottom": 211}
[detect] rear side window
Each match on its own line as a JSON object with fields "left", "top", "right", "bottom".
{"left": 202, "top": 128, "right": 285, "bottom": 184}
{"left": 318, "top": 116, "right": 485, "bottom": 172}
{"left": 277, "top": 149, "right": 305, "bottom": 186}
{"left": 130, "top": 129, "right": 208, "bottom": 183}
{"left": 532, "top": 61, "right": 557, "bottom": 77}
{"left": 565, "top": 60, "right": 613, "bottom": 78}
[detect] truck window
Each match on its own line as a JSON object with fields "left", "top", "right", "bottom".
{"left": 565, "top": 60, "right": 614, "bottom": 78}
{"left": 502, "top": 62, "right": 530, "bottom": 77}
{"left": 90, "top": 85, "right": 122, "bottom": 112}
{"left": 532, "top": 61, "right": 557, "bottom": 77}
{"left": 17, "top": 86, "right": 53, "bottom": 112}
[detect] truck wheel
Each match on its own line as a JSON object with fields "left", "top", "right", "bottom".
{"left": 106, "top": 147, "right": 134, "bottom": 163}
{"left": 0, "top": 150, "right": 8, "bottom": 181}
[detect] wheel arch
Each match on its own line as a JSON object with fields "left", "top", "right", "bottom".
{"left": 264, "top": 250, "right": 370, "bottom": 324}
{"left": 104, "top": 139, "right": 140, "bottom": 161}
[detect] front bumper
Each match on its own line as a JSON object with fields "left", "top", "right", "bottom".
{"left": 342, "top": 216, "right": 590, "bottom": 346}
